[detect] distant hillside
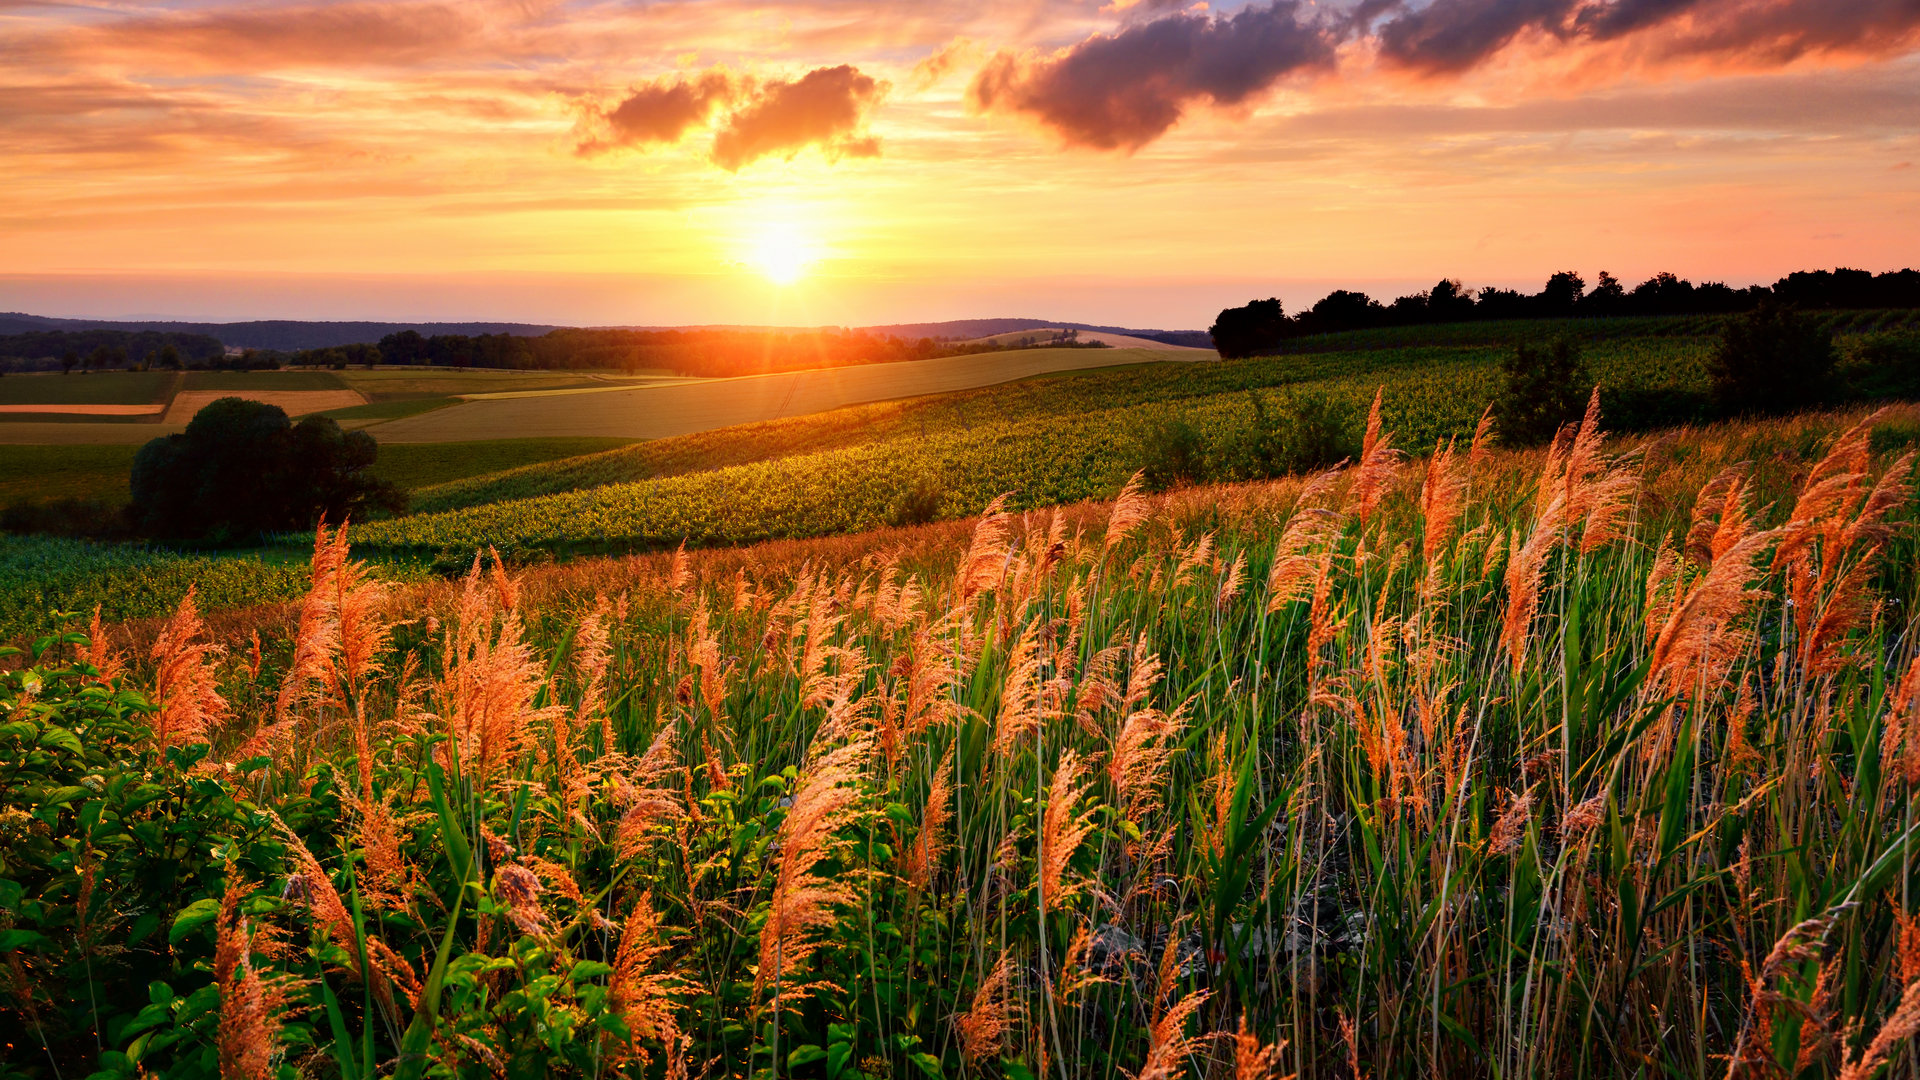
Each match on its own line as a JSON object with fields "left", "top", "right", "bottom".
{"left": 0, "top": 312, "right": 1209, "bottom": 352}
{"left": 0, "top": 314, "right": 559, "bottom": 351}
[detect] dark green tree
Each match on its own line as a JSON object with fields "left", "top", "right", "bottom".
{"left": 1707, "top": 301, "right": 1835, "bottom": 415}
{"left": 1495, "top": 338, "right": 1590, "bottom": 445}
{"left": 130, "top": 397, "right": 404, "bottom": 542}
{"left": 1209, "top": 298, "right": 1289, "bottom": 359}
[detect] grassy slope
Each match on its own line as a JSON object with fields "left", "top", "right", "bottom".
{"left": 374, "top": 336, "right": 1708, "bottom": 553}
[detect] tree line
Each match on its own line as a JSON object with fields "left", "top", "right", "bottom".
{"left": 0, "top": 330, "right": 226, "bottom": 373}
{"left": 1210, "top": 266, "right": 1920, "bottom": 358}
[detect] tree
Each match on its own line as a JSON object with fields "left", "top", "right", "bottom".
{"left": 1584, "top": 271, "right": 1625, "bottom": 314}
{"left": 1209, "top": 298, "right": 1289, "bottom": 359}
{"left": 60, "top": 349, "right": 78, "bottom": 375}
{"left": 130, "top": 397, "right": 403, "bottom": 542}
{"left": 1426, "top": 278, "right": 1476, "bottom": 322}
{"left": 1495, "top": 338, "right": 1590, "bottom": 444}
{"left": 1538, "top": 271, "right": 1586, "bottom": 315}
{"left": 157, "top": 344, "right": 183, "bottom": 370}
{"left": 1707, "top": 302, "right": 1835, "bottom": 415}
{"left": 378, "top": 329, "right": 429, "bottom": 366}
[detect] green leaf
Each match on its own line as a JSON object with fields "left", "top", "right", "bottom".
{"left": 787, "top": 1045, "right": 827, "bottom": 1069}
{"left": 569, "top": 961, "right": 614, "bottom": 983}
{"left": 908, "top": 1052, "right": 943, "bottom": 1079}
{"left": 0, "top": 928, "right": 49, "bottom": 952}
{"left": 36, "top": 726, "right": 83, "bottom": 755}
{"left": 169, "top": 898, "right": 222, "bottom": 945}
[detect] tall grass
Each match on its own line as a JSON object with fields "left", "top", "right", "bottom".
{"left": 7, "top": 402, "right": 1920, "bottom": 1080}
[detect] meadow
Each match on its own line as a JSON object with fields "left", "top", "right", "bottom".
{"left": 7, "top": 395, "right": 1920, "bottom": 1080}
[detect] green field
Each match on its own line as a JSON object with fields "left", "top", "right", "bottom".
{"left": 181, "top": 369, "right": 346, "bottom": 391}
{"left": 370, "top": 437, "right": 638, "bottom": 491}
{"left": 0, "top": 370, "right": 174, "bottom": 406}
{"left": 372, "top": 335, "right": 1708, "bottom": 551}
{"left": 0, "top": 444, "right": 140, "bottom": 504}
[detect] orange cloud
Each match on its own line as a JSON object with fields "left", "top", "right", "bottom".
{"left": 579, "top": 63, "right": 887, "bottom": 171}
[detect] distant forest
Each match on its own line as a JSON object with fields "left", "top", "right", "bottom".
{"left": 1210, "top": 266, "right": 1920, "bottom": 358}
{"left": 0, "top": 329, "right": 226, "bottom": 371}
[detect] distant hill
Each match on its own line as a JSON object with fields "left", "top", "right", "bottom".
{"left": 0, "top": 314, "right": 560, "bottom": 351}
{"left": 0, "top": 313, "right": 1209, "bottom": 351}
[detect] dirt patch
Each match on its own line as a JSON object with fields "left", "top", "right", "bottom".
{"left": 0, "top": 404, "right": 165, "bottom": 416}
{"left": 163, "top": 390, "right": 367, "bottom": 425}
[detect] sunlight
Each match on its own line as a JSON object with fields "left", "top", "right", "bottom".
{"left": 743, "top": 222, "right": 820, "bottom": 286}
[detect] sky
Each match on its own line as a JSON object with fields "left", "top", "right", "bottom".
{"left": 2, "top": 0, "right": 1917, "bottom": 329}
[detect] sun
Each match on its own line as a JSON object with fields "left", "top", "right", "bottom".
{"left": 744, "top": 223, "right": 819, "bottom": 286}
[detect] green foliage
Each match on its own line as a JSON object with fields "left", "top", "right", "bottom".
{"left": 131, "top": 398, "right": 404, "bottom": 542}
{"left": 890, "top": 473, "right": 947, "bottom": 527}
{"left": 1495, "top": 337, "right": 1591, "bottom": 444}
{"left": 1708, "top": 302, "right": 1837, "bottom": 415}
{"left": 1138, "top": 415, "right": 1208, "bottom": 491}
{"left": 0, "top": 536, "right": 320, "bottom": 640}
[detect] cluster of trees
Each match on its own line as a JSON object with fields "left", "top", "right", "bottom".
{"left": 0, "top": 330, "right": 225, "bottom": 373}
{"left": 1211, "top": 266, "right": 1920, "bottom": 358}
{"left": 130, "top": 398, "right": 403, "bottom": 542}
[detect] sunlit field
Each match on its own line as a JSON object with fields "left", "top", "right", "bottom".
{"left": 9, "top": 393, "right": 1920, "bottom": 1079}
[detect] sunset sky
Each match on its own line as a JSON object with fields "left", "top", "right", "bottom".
{"left": 3, "top": 0, "right": 1917, "bottom": 328}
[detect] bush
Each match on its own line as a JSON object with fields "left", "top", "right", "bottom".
{"left": 1495, "top": 338, "right": 1590, "bottom": 444}
{"left": 130, "top": 397, "right": 404, "bottom": 542}
{"left": 1139, "top": 415, "right": 1209, "bottom": 491}
{"left": 890, "top": 474, "right": 946, "bottom": 527}
{"left": 1226, "top": 389, "right": 1359, "bottom": 479}
{"left": 1707, "top": 302, "right": 1835, "bottom": 415}
{"left": 1838, "top": 330, "right": 1920, "bottom": 402}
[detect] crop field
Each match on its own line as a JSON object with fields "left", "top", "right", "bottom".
{"left": 0, "top": 370, "right": 176, "bottom": 408}
{"left": 372, "top": 338, "right": 1709, "bottom": 552}
{"left": 9, "top": 398, "right": 1920, "bottom": 1080}
{"left": 367, "top": 346, "right": 1210, "bottom": 443}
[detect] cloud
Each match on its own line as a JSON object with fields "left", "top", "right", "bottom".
{"left": 711, "top": 65, "right": 887, "bottom": 171}
{"left": 75, "top": 2, "right": 481, "bottom": 71}
{"left": 1375, "top": 0, "right": 1577, "bottom": 73}
{"left": 581, "top": 71, "right": 737, "bottom": 153}
{"left": 967, "top": 1, "right": 1338, "bottom": 151}
{"left": 1373, "top": 0, "right": 1920, "bottom": 74}
{"left": 578, "top": 64, "right": 887, "bottom": 171}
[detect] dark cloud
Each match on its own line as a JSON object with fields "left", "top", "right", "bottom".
{"left": 1376, "top": 0, "right": 1920, "bottom": 72}
{"left": 1660, "top": 0, "right": 1920, "bottom": 64}
{"left": 1574, "top": 0, "right": 1702, "bottom": 39}
{"left": 582, "top": 71, "right": 736, "bottom": 153}
{"left": 968, "top": 1, "right": 1337, "bottom": 151}
{"left": 709, "top": 64, "right": 886, "bottom": 171}
{"left": 1375, "top": 0, "right": 1577, "bottom": 74}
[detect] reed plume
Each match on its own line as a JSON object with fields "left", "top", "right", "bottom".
{"left": 1837, "top": 980, "right": 1920, "bottom": 1080}
{"left": 1349, "top": 389, "right": 1400, "bottom": 526}
{"left": 215, "top": 872, "right": 303, "bottom": 1080}
{"left": 903, "top": 747, "right": 954, "bottom": 892}
{"left": 149, "top": 584, "right": 227, "bottom": 751}
{"left": 82, "top": 605, "right": 123, "bottom": 687}
{"left": 269, "top": 813, "right": 360, "bottom": 976}
{"left": 608, "top": 891, "right": 686, "bottom": 1072}
{"left": 1265, "top": 508, "right": 1341, "bottom": 613}
{"left": 957, "top": 951, "right": 1018, "bottom": 1066}
{"left": 1233, "top": 1015, "right": 1286, "bottom": 1080}
{"left": 1419, "top": 437, "right": 1466, "bottom": 567}
{"left": 1104, "top": 471, "right": 1151, "bottom": 559}
{"left": 755, "top": 735, "right": 871, "bottom": 1007}
{"left": 1039, "top": 750, "right": 1097, "bottom": 913}
{"left": 1138, "top": 934, "right": 1212, "bottom": 1080}
{"left": 1501, "top": 501, "right": 1562, "bottom": 677}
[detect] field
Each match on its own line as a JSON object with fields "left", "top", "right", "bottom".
{"left": 8, "top": 395, "right": 1920, "bottom": 1080}
{"left": 0, "top": 438, "right": 634, "bottom": 520}
{"left": 366, "top": 337, "right": 1705, "bottom": 552}
{"left": 365, "top": 346, "right": 1208, "bottom": 443}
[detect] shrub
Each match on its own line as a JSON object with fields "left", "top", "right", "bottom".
{"left": 130, "top": 397, "right": 404, "bottom": 542}
{"left": 1707, "top": 302, "right": 1835, "bottom": 415}
{"left": 1139, "top": 415, "right": 1209, "bottom": 490}
{"left": 890, "top": 474, "right": 946, "bottom": 527}
{"left": 1495, "top": 338, "right": 1590, "bottom": 444}
{"left": 1226, "top": 389, "right": 1359, "bottom": 478}
{"left": 1838, "top": 329, "right": 1920, "bottom": 402}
